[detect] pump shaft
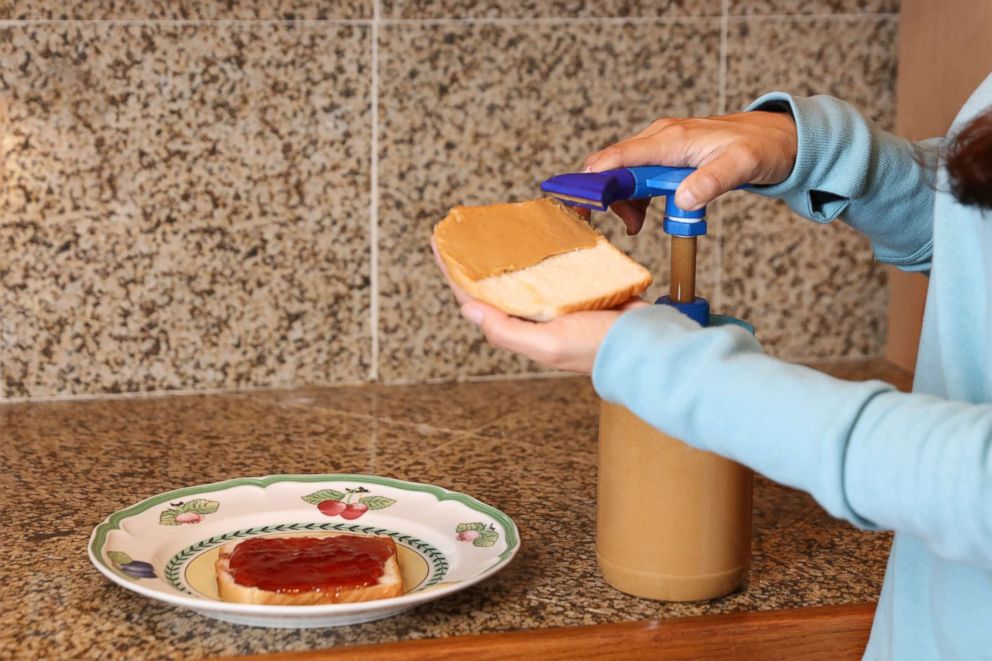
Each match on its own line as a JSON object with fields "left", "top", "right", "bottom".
{"left": 670, "top": 236, "right": 697, "bottom": 303}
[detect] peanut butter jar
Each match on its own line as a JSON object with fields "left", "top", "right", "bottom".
{"left": 596, "top": 315, "right": 754, "bottom": 602}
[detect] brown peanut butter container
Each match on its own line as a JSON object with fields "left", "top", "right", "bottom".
{"left": 597, "top": 400, "right": 753, "bottom": 601}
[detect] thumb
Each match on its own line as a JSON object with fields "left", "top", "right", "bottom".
{"left": 673, "top": 151, "right": 752, "bottom": 210}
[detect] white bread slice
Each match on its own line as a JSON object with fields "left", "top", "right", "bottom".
{"left": 215, "top": 535, "right": 403, "bottom": 605}
{"left": 467, "top": 242, "right": 652, "bottom": 321}
{"left": 435, "top": 200, "right": 652, "bottom": 321}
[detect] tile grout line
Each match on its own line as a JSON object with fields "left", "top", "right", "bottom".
{"left": 0, "top": 370, "right": 584, "bottom": 405}
{"left": 723, "top": 12, "right": 898, "bottom": 23}
{"left": 381, "top": 15, "right": 722, "bottom": 25}
{"left": 0, "top": 19, "right": 375, "bottom": 26}
{"left": 368, "top": 0, "right": 381, "bottom": 382}
{"left": 0, "top": 352, "right": 894, "bottom": 405}
{"left": 256, "top": 394, "right": 522, "bottom": 442}
{"left": 0, "top": 13, "right": 899, "bottom": 28}
{"left": 390, "top": 427, "right": 597, "bottom": 473}
{"left": 265, "top": 400, "right": 489, "bottom": 438}
{"left": 384, "top": 369, "right": 576, "bottom": 387}
{"left": 0, "top": 300, "right": 4, "bottom": 402}
{"left": 713, "top": 0, "right": 729, "bottom": 311}
{"left": 718, "top": 0, "right": 728, "bottom": 117}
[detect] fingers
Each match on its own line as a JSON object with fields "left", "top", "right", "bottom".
{"left": 626, "top": 117, "right": 681, "bottom": 142}
{"left": 584, "top": 120, "right": 698, "bottom": 173}
{"left": 609, "top": 199, "right": 650, "bottom": 235}
{"left": 673, "top": 149, "right": 756, "bottom": 210}
{"left": 461, "top": 301, "right": 552, "bottom": 360}
{"left": 584, "top": 131, "right": 690, "bottom": 173}
{"left": 460, "top": 298, "right": 646, "bottom": 373}
{"left": 589, "top": 118, "right": 682, "bottom": 170}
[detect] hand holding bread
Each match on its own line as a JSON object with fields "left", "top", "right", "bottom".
{"left": 431, "top": 198, "right": 650, "bottom": 373}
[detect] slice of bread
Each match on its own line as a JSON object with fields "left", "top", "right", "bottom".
{"left": 434, "top": 198, "right": 652, "bottom": 321}
{"left": 215, "top": 535, "right": 403, "bottom": 605}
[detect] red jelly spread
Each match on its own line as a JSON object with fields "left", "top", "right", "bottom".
{"left": 226, "top": 535, "right": 394, "bottom": 593}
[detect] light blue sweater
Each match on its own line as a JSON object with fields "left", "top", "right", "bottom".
{"left": 592, "top": 77, "right": 992, "bottom": 660}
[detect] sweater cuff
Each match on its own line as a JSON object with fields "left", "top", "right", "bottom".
{"left": 592, "top": 304, "right": 709, "bottom": 411}
{"left": 745, "top": 93, "right": 873, "bottom": 223}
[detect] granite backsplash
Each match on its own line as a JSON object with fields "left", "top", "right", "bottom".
{"left": 0, "top": 0, "right": 899, "bottom": 399}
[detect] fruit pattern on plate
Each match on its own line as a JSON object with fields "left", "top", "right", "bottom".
{"left": 455, "top": 522, "right": 499, "bottom": 547}
{"left": 159, "top": 499, "right": 221, "bottom": 526}
{"left": 108, "top": 551, "right": 156, "bottom": 580}
{"left": 302, "top": 487, "right": 397, "bottom": 520}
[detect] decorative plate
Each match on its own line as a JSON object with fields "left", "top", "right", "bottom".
{"left": 89, "top": 474, "right": 519, "bottom": 628}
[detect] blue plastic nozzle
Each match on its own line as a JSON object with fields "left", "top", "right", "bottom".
{"left": 541, "top": 166, "right": 707, "bottom": 237}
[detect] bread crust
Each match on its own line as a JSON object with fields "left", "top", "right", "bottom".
{"left": 215, "top": 535, "right": 403, "bottom": 605}
{"left": 553, "top": 272, "right": 652, "bottom": 318}
{"left": 438, "top": 238, "right": 652, "bottom": 322}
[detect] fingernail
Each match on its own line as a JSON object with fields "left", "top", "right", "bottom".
{"left": 678, "top": 190, "right": 698, "bottom": 210}
{"left": 581, "top": 165, "right": 592, "bottom": 174}
{"left": 461, "top": 304, "right": 483, "bottom": 325}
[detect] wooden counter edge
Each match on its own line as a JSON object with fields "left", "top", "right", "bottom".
{"left": 215, "top": 602, "right": 876, "bottom": 661}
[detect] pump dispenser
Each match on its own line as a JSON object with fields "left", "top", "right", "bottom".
{"left": 543, "top": 166, "right": 755, "bottom": 602}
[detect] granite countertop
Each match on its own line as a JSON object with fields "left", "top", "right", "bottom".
{"left": 0, "top": 359, "right": 912, "bottom": 660}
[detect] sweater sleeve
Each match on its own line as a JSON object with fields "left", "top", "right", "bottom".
{"left": 592, "top": 305, "right": 992, "bottom": 570}
{"left": 745, "top": 93, "right": 940, "bottom": 273}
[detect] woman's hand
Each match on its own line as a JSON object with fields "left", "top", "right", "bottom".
{"left": 432, "top": 239, "right": 647, "bottom": 374}
{"left": 457, "top": 299, "right": 647, "bottom": 374}
{"left": 585, "top": 111, "right": 798, "bottom": 235}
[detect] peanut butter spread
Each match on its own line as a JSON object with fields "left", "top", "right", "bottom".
{"left": 434, "top": 198, "right": 600, "bottom": 281}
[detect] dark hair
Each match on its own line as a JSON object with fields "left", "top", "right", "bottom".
{"left": 946, "top": 109, "right": 992, "bottom": 210}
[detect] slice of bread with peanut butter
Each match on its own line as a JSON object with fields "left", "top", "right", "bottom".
{"left": 433, "top": 198, "right": 652, "bottom": 321}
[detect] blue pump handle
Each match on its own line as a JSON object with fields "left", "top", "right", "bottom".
{"left": 627, "top": 165, "right": 696, "bottom": 196}
{"left": 626, "top": 166, "right": 706, "bottom": 220}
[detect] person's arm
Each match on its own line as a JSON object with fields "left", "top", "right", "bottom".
{"left": 747, "top": 93, "right": 939, "bottom": 272}
{"left": 593, "top": 305, "right": 992, "bottom": 569}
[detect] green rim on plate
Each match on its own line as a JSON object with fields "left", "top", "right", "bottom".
{"left": 90, "top": 474, "right": 520, "bottom": 579}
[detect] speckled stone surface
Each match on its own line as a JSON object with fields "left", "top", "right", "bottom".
{"left": 727, "top": 0, "right": 898, "bottom": 15}
{"left": 716, "top": 194, "right": 888, "bottom": 359}
{"left": 724, "top": 16, "right": 899, "bottom": 126}
{"left": 0, "top": 360, "right": 909, "bottom": 659}
{"left": 63, "top": 1, "right": 372, "bottom": 20}
{"left": 717, "top": 15, "right": 898, "bottom": 359}
{"left": 377, "top": 20, "right": 721, "bottom": 383}
{"left": 0, "top": 24, "right": 372, "bottom": 398}
{"left": 0, "top": 0, "right": 66, "bottom": 19}
{"left": 0, "top": 7, "right": 903, "bottom": 400}
{"left": 380, "top": 0, "right": 720, "bottom": 18}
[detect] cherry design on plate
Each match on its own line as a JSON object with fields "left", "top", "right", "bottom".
{"left": 317, "top": 500, "right": 347, "bottom": 516}
{"left": 340, "top": 502, "right": 369, "bottom": 520}
{"left": 302, "top": 486, "right": 396, "bottom": 519}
